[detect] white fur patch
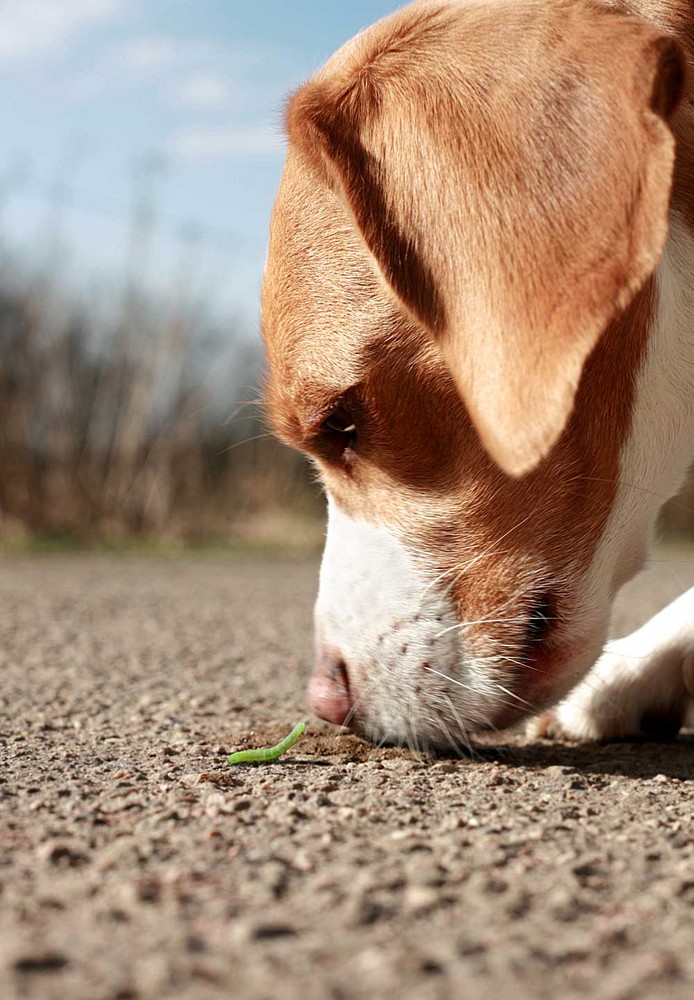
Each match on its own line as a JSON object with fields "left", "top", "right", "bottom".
{"left": 315, "top": 499, "right": 502, "bottom": 747}
{"left": 553, "top": 213, "right": 694, "bottom": 738}
{"left": 592, "top": 212, "right": 694, "bottom": 594}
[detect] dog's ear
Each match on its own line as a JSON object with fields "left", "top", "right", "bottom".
{"left": 287, "top": 3, "right": 685, "bottom": 476}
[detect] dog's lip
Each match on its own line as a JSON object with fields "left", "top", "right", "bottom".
{"left": 524, "top": 591, "right": 558, "bottom": 653}
{"left": 501, "top": 626, "right": 606, "bottom": 728}
{"left": 467, "top": 636, "right": 575, "bottom": 733}
{"left": 475, "top": 703, "right": 531, "bottom": 732}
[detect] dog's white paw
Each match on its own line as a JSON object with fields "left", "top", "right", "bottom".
{"left": 530, "top": 642, "right": 694, "bottom": 742}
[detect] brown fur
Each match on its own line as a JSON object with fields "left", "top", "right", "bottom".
{"left": 284, "top": 0, "right": 684, "bottom": 475}
{"left": 261, "top": 0, "right": 694, "bottom": 720}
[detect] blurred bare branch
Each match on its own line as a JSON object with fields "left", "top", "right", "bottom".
{"left": 0, "top": 265, "right": 322, "bottom": 545}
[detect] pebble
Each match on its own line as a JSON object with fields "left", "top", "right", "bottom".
{"left": 403, "top": 885, "right": 440, "bottom": 913}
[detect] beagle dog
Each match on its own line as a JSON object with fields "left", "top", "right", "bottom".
{"left": 261, "top": 0, "right": 694, "bottom": 748}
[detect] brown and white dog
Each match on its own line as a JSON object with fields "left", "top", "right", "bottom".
{"left": 262, "top": 0, "right": 694, "bottom": 749}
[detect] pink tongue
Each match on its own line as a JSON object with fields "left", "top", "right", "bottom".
{"left": 308, "top": 675, "right": 351, "bottom": 726}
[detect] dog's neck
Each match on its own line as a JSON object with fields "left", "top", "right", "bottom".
{"left": 578, "top": 204, "right": 694, "bottom": 635}
{"left": 672, "top": 90, "right": 694, "bottom": 219}
{"left": 646, "top": 209, "right": 694, "bottom": 501}
{"left": 637, "top": 98, "right": 694, "bottom": 525}
{"left": 598, "top": 208, "right": 694, "bottom": 598}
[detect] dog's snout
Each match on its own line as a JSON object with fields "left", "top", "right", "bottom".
{"left": 309, "top": 646, "right": 352, "bottom": 725}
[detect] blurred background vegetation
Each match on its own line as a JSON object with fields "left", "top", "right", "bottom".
{"left": 0, "top": 156, "right": 324, "bottom": 553}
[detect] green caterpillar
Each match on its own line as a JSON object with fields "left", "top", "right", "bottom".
{"left": 227, "top": 721, "right": 306, "bottom": 765}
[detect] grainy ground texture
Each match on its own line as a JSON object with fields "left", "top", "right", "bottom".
{"left": 0, "top": 551, "right": 692, "bottom": 1000}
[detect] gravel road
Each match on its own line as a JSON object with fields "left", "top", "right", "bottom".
{"left": 0, "top": 552, "right": 692, "bottom": 1000}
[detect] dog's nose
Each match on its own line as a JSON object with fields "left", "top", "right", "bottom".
{"left": 308, "top": 646, "right": 352, "bottom": 725}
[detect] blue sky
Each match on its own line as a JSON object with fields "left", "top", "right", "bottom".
{"left": 0, "top": 0, "right": 400, "bottom": 325}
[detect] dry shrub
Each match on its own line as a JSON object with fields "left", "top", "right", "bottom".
{"left": 0, "top": 276, "right": 322, "bottom": 545}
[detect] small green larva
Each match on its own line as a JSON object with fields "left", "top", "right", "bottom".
{"left": 227, "top": 721, "right": 306, "bottom": 765}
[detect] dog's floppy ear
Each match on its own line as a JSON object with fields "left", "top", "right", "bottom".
{"left": 286, "top": 3, "right": 685, "bottom": 476}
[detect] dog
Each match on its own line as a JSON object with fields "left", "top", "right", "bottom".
{"left": 261, "top": 0, "right": 694, "bottom": 749}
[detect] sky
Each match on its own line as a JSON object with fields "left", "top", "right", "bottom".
{"left": 0, "top": 0, "right": 401, "bottom": 325}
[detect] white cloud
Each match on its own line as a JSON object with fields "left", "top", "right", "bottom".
{"left": 107, "top": 34, "right": 296, "bottom": 120}
{"left": 171, "top": 125, "right": 285, "bottom": 160}
{"left": 113, "top": 36, "right": 219, "bottom": 78}
{"left": 115, "top": 37, "right": 179, "bottom": 75}
{"left": 170, "top": 74, "right": 234, "bottom": 110}
{"left": 0, "top": 0, "right": 122, "bottom": 64}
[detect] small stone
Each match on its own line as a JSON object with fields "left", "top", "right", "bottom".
{"left": 484, "top": 877, "right": 509, "bottom": 895}
{"left": 14, "top": 951, "right": 69, "bottom": 974}
{"left": 37, "top": 840, "right": 89, "bottom": 868}
{"left": 251, "top": 922, "right": 297, "bottom": 940}
{"left": 404, "top": 885, "right": 440, "bottom": 913}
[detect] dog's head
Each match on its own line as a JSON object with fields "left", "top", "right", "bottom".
{"left": 261, "top": 0, "right": 687, "bottom": 746}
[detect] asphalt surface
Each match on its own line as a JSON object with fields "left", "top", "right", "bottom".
{"left": 0, "top": 552, "right": 692, "bottom": 1000}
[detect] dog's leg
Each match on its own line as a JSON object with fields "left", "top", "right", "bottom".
{"left": 533, "top": 586, "right": 694, "bottom": 740}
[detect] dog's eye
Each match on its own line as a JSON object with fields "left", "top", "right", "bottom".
{"left": 323, "top": 410, "right": 356, "bottom": 436}
{"left": 321, "top": 406, "right": 357, "bottom": 458}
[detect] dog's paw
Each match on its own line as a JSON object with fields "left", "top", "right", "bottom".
{"left": 529, "top": 643, "right": 694, "bottom": 742}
